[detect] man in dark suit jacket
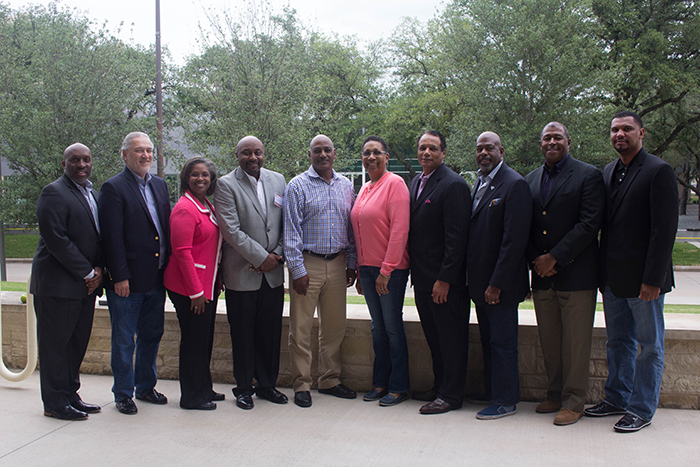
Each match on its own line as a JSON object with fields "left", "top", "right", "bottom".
{"left": 99, "top": 132, "right": 171, "bottom": 415}
{"left": 584, "top": 111, "right": 678, "bottom": 433}
{"left": 31, "top": 143, "right": 103, "bottom": 420}
{"left": 468, "top": 131, "right": 532, "bottom": 420}
{"left": 409, "top": 130, "right": 471, "bottom": 415}
{"left": 525, "top": 122, "right": 605, "bottom": 426}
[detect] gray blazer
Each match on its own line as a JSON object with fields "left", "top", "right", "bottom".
{"left": 214, "top": 167, "right": 286, "bottom": 291}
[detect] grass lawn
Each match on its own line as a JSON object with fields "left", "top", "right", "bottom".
{"left": 4, "top": 281, "right": 699, "bottom": 314}
{"left": 673, "top": 242, "right": 700, "bottom": 266}
{"left": 3, "top": 235, "right": 39, "bottom": 258}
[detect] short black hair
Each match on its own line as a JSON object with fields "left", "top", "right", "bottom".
{"left": 417, "top": 130, "right": 446, "bottom": 151}
{"left": 612, "top": 111, "right": 643, "bottom": 128}
{"left": 179, "top": 156, "right": 218, "bottom": 197}
{"left": 362, "top": 135, "right": 388, "bottom": 152}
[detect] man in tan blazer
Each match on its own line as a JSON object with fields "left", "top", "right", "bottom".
{"left": 215, "top": 136, "right": 288, "bottom": 410}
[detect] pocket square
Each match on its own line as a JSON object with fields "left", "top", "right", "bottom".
{"left": 425, "top": 199, "right": 431, "bottom": 204}
{"left": 489, "top": 198, "right": 502, "bottom": 207}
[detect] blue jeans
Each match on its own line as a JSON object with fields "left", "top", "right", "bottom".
{"left": 359, "top": 266, "right": 410, "bottom": 394}
{"left": 602, "top": 286, "right": 665, "bottom": 420}
{"left": 107, "top": 281, "right": 166, "bottom": 401}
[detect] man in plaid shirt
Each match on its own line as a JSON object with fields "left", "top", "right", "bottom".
{"left": 283, "top": 134, "right": 358, "bottom": 408}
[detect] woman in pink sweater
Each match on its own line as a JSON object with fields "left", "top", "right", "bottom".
{"left": 351, "top": 135, "right": 411, "bottom": 406}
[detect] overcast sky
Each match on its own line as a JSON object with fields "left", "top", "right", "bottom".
{"left": 12, "top": 0, "right": 445, "bottom": 64}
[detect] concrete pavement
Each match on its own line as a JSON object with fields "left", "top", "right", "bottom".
{"left": 1, "top": 372, "right": 700, "bottom": 466}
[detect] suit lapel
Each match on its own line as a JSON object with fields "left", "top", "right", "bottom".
{"left": 236, "top": 167, "right": 266, "bottom": 221}
{"left": 529, "top": 167, "right": 544, "bottom": 207}
{"left": 610, "top": 150, "right": 646, "bottom": 218}
{"left": 62, "top": 175, "right": 99, "bottom": 233}
{"left": 472, "top": 166, "right": 504, "bottom": 218}
{"left": 544, "top": 164, "right": 572, "bottom": 207}
{"left": 124, "top": 168, "right": 152, "bottom": 221}
{"left": 412, "top": 163, "right": 444, "bottom": 213}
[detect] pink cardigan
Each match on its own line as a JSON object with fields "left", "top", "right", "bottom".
{"left": 164, "top": 192, "right": 222, "bottom": 300}
{"left": 350, "top": 171, "right": 410, "bottom": 276}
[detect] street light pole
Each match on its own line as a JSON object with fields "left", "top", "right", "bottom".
{"left": 155, "top": 0, "right": 164, "bottom": 178}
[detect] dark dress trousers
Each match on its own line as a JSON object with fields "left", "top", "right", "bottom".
{"left": 524, "top": 156, "right": 605, "bottom": 410}
{"left": 467, "top": 163, "right": 532, "bottom": 406}
{"left": 30, "top": 174, "right": 102, "bottom": 411}
{"left": 409, "top": 163, "right": 471, "bottom": 407}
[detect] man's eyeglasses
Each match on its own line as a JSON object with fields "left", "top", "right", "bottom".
{"left": 362, "top": 150, "right": 387, "bottom": 157}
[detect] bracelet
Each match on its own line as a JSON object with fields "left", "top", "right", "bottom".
{"left": 380, "top": 273, "right": 390, "bottom": 279}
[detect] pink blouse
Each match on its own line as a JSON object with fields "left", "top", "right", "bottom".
{"left": 350, "top": 171, "right": 410, "bottom": 275}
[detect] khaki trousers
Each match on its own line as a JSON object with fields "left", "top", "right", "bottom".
{"left": 532, "top": 288, "right": 596, "bottom": 412}
{"left": 288, "top": 252, "right": 347, "bottom": 392}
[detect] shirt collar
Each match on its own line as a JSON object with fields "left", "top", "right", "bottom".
{"left": 307, "top": 165, "right": 338, "bottom": 182}
{"left": 543, "top": 153, "right": 569, "bottom": 175}
{"left": 126, "top": 165, "right": 152, "bottom": 186}
{"left": 478, "top": 160, "right": 503, "bottom": 182}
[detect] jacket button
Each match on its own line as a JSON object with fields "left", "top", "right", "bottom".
{"left": 543, "top": 230, "right": 547, "bottom": 235}
{"left": 542, "top": 211, "right": 547, "bottom": 215}
{"left": 155, "top": 236, "right": 159, "bottom": 241}
{"left": 155, "top": 253, "right": 159, "bottom": 257}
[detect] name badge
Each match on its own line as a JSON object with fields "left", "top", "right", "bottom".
{"left": 274, "top": 193, "right": 284, "bottom": 208}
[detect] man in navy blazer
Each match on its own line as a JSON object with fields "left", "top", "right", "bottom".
{"left": 468, "top": 131, "right": 532, "bottom": 420}
{"left": 99, "top": 132, "right": 171, "bottom": 415}
{"left": 584, "top": 111, "right": 678, "bottom": 432}
{"left": 409, "top": 130, "right": 471, "bottom": 415}
{"left": 525, "top": 122, "right": 605, "bottom": 426}
{"left": 31, "top": 143, "right": 103, "bottom": 421}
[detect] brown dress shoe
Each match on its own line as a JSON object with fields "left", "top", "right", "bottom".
{"left": 535, "top": 400, "right": 561, "bottom": 413}
{"left": 419, "top": 397, "right": 455, "bottom": 415}
{"left": 553, "top": 408, "right": 583, "bottom": 426}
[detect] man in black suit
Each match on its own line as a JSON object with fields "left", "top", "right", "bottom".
{"left": 584, "top": 111, "right": 678, "bottom": 432}
{"left": 468, "top": 131, "right": 532, "bottom": 420}
{"left": 31, "top": 143, "right": 103, "bottom": 420}
{"left": 409, "top": 130, "right": 471, "bottom": 415}
{"left": 525, "top": 122, "right": 605, "bottom": 426}
{"left": 99, "top": 132, "right": 171, "bottom": 415}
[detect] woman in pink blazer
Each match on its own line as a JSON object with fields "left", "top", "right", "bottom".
{"left": 164, "top": 156, "right": 223, "bottom": 410}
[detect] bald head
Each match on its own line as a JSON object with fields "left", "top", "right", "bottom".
{"left": 64, "top": 143, "right": 90, "bottom": 160}
{"left": 236, "top": 135, "right": 265, "bottom": 179}
{"left": 475, "top": 131, "right": 504, "bottom": 175}
{"left": 308, "top": 134, "right": 336, "bottom": 180}
{"left": 62, "top": 143, "right": 93, "bottom": 184}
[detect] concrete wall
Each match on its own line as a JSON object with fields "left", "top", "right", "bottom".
{"left": 2, "top": 302, "right": 699, "bottom": 409}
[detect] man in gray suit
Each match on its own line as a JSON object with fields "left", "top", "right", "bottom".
{"left": 215, "top": 135, "right": 288, "bottom": 410}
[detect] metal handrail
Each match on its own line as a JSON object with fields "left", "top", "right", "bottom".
{"left": 0, "top": 277, "right": 38, "bottom": 381}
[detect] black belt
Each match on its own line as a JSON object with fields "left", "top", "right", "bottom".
{"left": 303, "top": 250, "right": 342, "bottom": 261}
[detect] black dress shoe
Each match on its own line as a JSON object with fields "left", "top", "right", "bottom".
{"left": 412, "top": 389, "right": 438, "bottom": 402}
{"left": 193, "top": 402, "right": 217, "bottom": 411}
{"left": 44, "top": 405, "right": 88, "bottom": 421}
{"left": 294, "top": 391, "right": 312, "bottom": 408}
{"left": 71, "top": 399, "right": 101, "bottom": 414}
{"left": 419, "top": 397, "right": 455, "bottom": 415}
{"left": 584, "top": 401, "right": 626, "bottom": 417}
{"left": 318, "top": 384, "right": 357, "bottom": 399}
{"left": 236, "top": 394, "right": 254, "bottom": 410}
{"left": 257, "top": 388, "right": 288, "bottom": 404}
{"left": 614, "top": 413, "right": 651, "bottom": 432}
{"left": 212, "top": 391, "right": 225, "bottom": 401}
{"left": 115, "top": 398, "right": 138, "bottom": 415}
{"left": 136, "top": 389, "right": 168, "bottom": 405}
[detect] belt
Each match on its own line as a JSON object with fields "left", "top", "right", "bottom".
{"left": 303, "top": 250, "right": 342, "bottom": 261}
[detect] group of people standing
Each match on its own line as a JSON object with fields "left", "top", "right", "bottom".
{"left": 31, "top": 109, "right": 677, "bottom": 434}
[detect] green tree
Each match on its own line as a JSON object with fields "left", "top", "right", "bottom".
{"left": 0, "top": 3, "right": 159, "bottom": 223}
{"left": 174, "top": 1, "right": 382, "bottom": 179}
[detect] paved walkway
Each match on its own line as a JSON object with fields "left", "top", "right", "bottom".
{"left": 1, "top": 372, "right": 699, "bottom": 466}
